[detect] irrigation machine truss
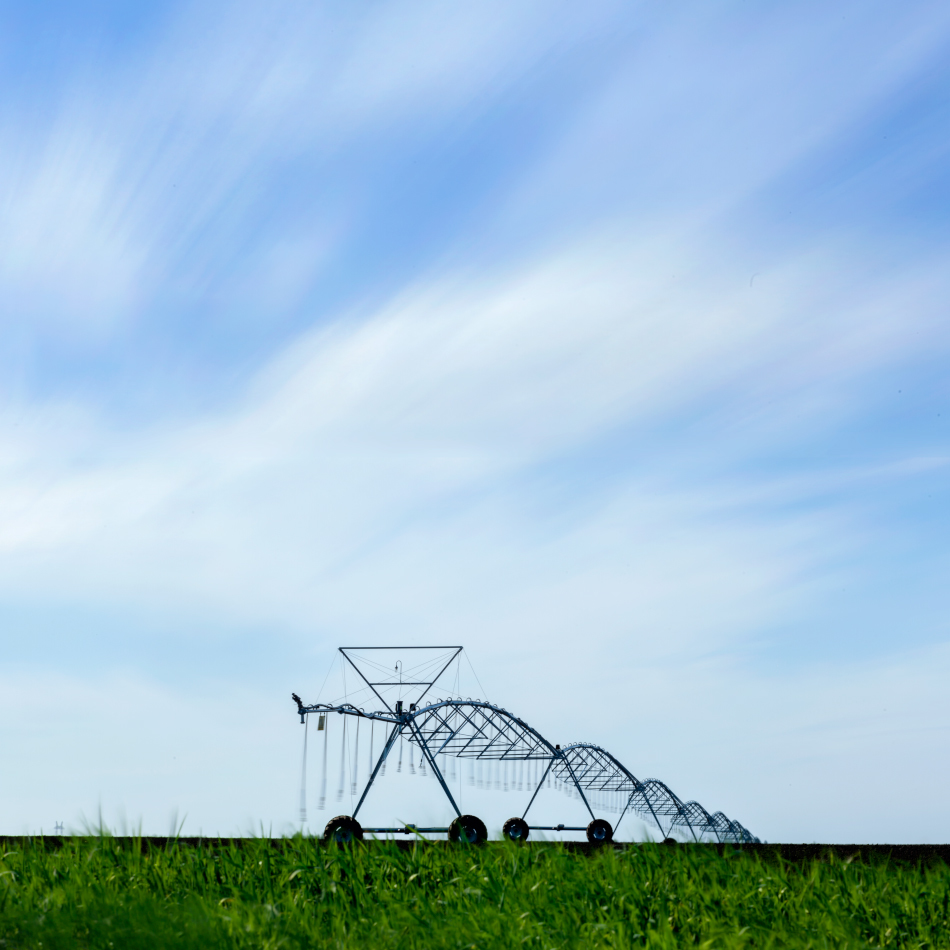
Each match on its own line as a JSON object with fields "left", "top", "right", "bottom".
{"left": 292, "top": 647, "right": 759, "bottom": 845}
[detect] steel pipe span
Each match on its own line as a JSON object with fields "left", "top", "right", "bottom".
{"left": 292, "top": 695, "right": 758, "bottom": 844}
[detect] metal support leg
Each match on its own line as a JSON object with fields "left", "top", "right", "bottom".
{"left": 521, "top": 757, "right": 555, "bottom": 821}
{"left": 353, "top": 723, "right": 402, "bottom": 819}
{"left": 616, "top": 789, "right": 633, "bottom": 828}
{"left": 643, "top": 791, "right": 666, "bottom": 839}
{"left": 562, "top": 757, "right": 596, "bottom": 822}
{"left": 408, "top": 719, "right": 462, "bottom": 818}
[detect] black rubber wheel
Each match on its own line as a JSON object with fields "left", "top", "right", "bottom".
{"left": 502, "top": 817, "right": 530, "bottom": 842}
{"left": 586, "top": 818, "right": 613, "bottom": 844}
{"left": 662, "top": 837, "right": 679, "bottom": 846}
{"left": 448, "top": 814, "right": 488, "bottom": 844}
{"left": 323, "top": 814, "right": 363, "bottom": 844}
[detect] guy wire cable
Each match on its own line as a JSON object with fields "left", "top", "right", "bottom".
{"left": 464, "top": 650, "right": 488, "bottom": 704}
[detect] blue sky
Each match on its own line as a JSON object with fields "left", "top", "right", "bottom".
{"left": 1, "top": 0, "right": 949, "bottom": 841}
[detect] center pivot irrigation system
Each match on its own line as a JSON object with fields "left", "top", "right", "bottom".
{"left": 292, "top": 647, "right": 759, "bottom": 845}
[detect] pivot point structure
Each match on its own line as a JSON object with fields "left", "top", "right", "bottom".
{"left": 293, "top": 647, "right": 758, "bottom": 845}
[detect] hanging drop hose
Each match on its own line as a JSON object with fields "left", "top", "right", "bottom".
{"left": 368, "top": 721, "right": 374, "bottom": 781}
{"left": 351, "top": 717, "right": 360, "bottom": 796}
{"left": 298, "top": 714, "right": 309, "bottom": 823}
{"left": 319, "top": 714, "right": 328, "bottom": 810}
{"left": 336, "top": 717, "right": 346, "bottom": 802}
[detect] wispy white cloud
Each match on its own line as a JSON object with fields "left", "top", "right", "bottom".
{"left": 0, "top": 0, "right": 625, "bottom": 339}
{"left": 0, "top": 114, "right": 147, "bottom": 335}
{"left": 0, "top": 221, "right": 944, "bottom": 636}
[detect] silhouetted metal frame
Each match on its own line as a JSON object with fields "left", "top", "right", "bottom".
{"left": 296, "top": 648, "right": 756, "bottom": 842}
{"left": 339, "top": 646, "right": 463, "bottom": 713}
{"left": 293, "top": 694, "right": 759, "bottom": 842}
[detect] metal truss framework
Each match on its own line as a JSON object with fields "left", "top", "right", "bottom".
{"left": 294, "top": 648, "right": 758, "bottom": 843}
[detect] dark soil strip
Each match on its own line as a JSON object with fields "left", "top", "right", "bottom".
{"left": 3, "top": 837, "right": 948, "bottom": 864}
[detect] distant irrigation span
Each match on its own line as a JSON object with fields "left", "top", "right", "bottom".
{"left": 292, "top": 646, "right": 759, "bottom": 846}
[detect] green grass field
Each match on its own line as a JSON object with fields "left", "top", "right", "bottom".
{"left": 1, "top": 836, "right": 947, "bottom": 948}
